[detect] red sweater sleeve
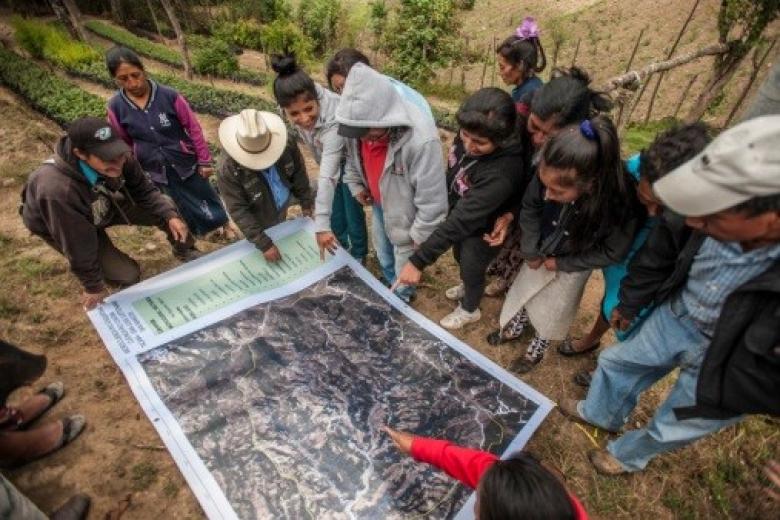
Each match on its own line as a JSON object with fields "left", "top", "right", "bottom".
{"left": 410, "top": 437, "right": 498, "bottom": 489}
{"left": 173, "top": 94, "right": 211, "bottom": 164}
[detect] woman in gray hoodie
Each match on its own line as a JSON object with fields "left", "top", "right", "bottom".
{"left": 334, "top": 63, "right": 448, "bottom": 302}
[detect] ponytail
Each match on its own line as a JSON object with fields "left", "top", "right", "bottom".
{"left": 541, "top": 114, "right": 641, "bottom": 249}
{"left": 271, "top": 54, "right": 317, "bottom": 107}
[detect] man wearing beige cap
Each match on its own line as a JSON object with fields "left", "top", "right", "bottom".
{"left": 217, "top": 109, "right": 313, "bottom": 262}
{"left": 559, "top": 115, "right": 780, "bottom": 475}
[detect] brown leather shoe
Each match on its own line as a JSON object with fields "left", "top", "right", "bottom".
{"left": 50, "top": 493, "right": 91, "bottom": 520}
{"left": 589, "top": 449, "right": 629, "bottom": 476}
{"left": 557, "top": 399, "right": 619, "bottom": 433}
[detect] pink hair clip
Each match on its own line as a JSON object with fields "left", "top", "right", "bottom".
{"left": 515, "top": 17, "right": 540, "bottom": 40}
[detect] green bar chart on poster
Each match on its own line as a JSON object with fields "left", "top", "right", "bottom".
{"left": 132, "top": 230, "right": 321, "bottom": 333}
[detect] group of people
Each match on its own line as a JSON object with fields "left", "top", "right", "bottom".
{"left": 4, "top": 15, "right": 779, "bottom": 519}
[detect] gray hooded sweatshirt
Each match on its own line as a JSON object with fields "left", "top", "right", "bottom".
{"left": 335, "top": 63, "right": 447, "bottom": 246}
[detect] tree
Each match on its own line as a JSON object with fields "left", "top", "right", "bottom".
{"left": 49, "top": 0, "right": 88, "bottom": 42}
{"left": 384, "top": 0, "right": 461, "bottom": 85}
{"left": 109, "top": 0, "right": 123, "bottom": 22}
{"left": 297, "top": 0, "right": 341, "bottom": 55}
{"left": 158, "top": 0, "right": 193, "bottom": 79}
{"left": 686, "top": 0, "right": 780, "bottom": 122}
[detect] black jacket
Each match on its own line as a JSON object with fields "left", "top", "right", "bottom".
{"left": 409, "top": 136, "right": 527, "bottom": 269}
{"left": 616, "top": 211, "right": 706, "bottom": 320}
{"left": 21, "top": 137, "right": 179, "bottom": 292}
{"left": 216, "top": 141, "right": 313, "bottom": 252}
{"left": 675, "top": 259, "right": 780, "bottom": 420}
{"left": 517, "top": 173, "right": 643, "bottom": 272}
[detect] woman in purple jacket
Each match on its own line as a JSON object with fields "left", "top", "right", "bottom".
{"left": 105, "top": 46, "right": 230, "bottom": 238}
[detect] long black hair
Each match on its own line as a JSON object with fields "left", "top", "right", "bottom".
{"left": 496, "top": 35, "right": 546, "bottom": 77}
{"left": 541, "top": 114, "right": 644, "bottom": 249}
{"left": 105, "top": 46, "right": 145, "bottom": 77}
{"left": 531, "top": 67, "right": 612, "bottom": 127}
{"left": 456, "top": 88, "right": 517, "bottom": 144}
{"left": 477, "top": 452, "right": 575, "bottom": 520}
{"left": 270, "top": 54, "right": 317, "bottom": 108}
{"left": 325, "top": 48, "right": 370, "bottom": 90}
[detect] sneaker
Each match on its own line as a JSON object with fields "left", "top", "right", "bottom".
{"left": 484, "top": 278, "right": 508, "bottom": 297}
{"left": 589, "top": 449, "right": 629, "bottom": 476}
{"left": 440, "top": 305, "right": 481, "bottom": 330}
{"left": 444, "top": 284, "right": 465, "bottom": 301}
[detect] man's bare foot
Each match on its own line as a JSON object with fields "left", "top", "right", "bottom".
{"left": 0, "top": 415, "right": 85, "bottom": 467}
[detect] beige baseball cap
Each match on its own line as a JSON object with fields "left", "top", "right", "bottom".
{"left": 653, "top": 115, "right": 780, "bottom": 217}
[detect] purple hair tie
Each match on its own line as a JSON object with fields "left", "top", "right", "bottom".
{"left": 515, "top": 17, "right": 540, "bottom": 40}
{"left": 580, "top": 119, "right": 597, "bottom": 140}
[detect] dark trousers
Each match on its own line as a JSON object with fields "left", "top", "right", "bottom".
{"left": 331, "top": 178, "right": 368, "bottom": 260}
{"left": 453, "top": 236, "right": 500, "bottom": 312}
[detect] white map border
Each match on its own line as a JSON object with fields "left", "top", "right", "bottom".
{"left": 87, "top": 218, "right": 554, "bottom": 520}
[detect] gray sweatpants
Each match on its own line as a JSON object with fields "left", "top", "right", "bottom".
{"left": 0, "top": 473, "right": 47, "bottom": 520}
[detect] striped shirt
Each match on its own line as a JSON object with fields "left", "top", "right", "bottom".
{"left": 677, "top": 237, "right": 780, "bottom": 337}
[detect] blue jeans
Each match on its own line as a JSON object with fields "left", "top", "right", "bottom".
{"left": 579, "top": 299, "right": 743, "bottom": 471}
{"left": 331, "top": 179, "right": 368, "bottom": 261}
{"left": 371, "top": 204, "right": 415, "bottom": 302}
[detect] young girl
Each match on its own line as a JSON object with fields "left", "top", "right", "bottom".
{"left": 105, "top": 46, "right": 231, "bottom": 247}
{"left": 383, "top": 426, "right": 589, "bottom": 519}
{"left": 270, "top": 54, "right": 368, "bottom": 263}
{"left": 496, "top": 17, "right": 546, "bottom": 112}
{"left": 484, "top": 67, "right": 613, "bottom": 296}
{"left": 393, "top": 88, "right": 528, "bottom": 329}
{"left": 560, "top": 123, "right": 712, "bottom": 362}
{"left": 491, "top": 115, "right": 646, "bottom": 373}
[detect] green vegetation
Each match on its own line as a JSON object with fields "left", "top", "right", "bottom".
{"left": 131, "top": 461, "right": 159, "bottom": 491}
{"left": 0, "top": 46, "right": 104, "bottom": 127}
{"left": 258, "top": 19, "right": 314, "bottom": 61}
{"left": 297, "top": 0, "right": 342, "bottom": 54}
{"left": 85, "top": 20, "right": 266, "bottom": 85}
{"left": 85, "top": 19, "right": 182, "bottom": 67}
{"left": 622, "top": 118, "right": 679, "bottom": 155}
{"left": 12, "top": 17, "right": 100, "bottom": 69}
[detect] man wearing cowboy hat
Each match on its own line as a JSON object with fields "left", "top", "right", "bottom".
{"left": 217, "top": 109, "right": 313, "bottom": 262}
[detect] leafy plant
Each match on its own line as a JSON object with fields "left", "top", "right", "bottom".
{"left": 297, "top": 0, "right": 342, "bottom": 55}
{"left": 85, "top": 20, "right": 182, "bottom": 67}
{"left": 193, "top": 38, "right": 239, "bottom": 77}
{"left": 0, "top": 46, "right": 104, "bottom": 127}
{"left": 214, "top": 19, "right": 265, "bottom": 51}
{"left": 12, "top": 17, "right": 100, "bottom": 68}
{"left": 384, "top": 0, "right": 462, "bottom": 85}
{"left": 260, "top": 19, "right": 314, "bottom": 61}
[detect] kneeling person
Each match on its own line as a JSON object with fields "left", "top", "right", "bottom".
{"left": 217, "top": 109, "right": 314, "bottom": 262}
{"left": 21, "top": 117, "right": 194, "bottom": 310}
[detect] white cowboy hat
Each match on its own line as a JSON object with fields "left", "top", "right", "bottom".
{"left": 218, "top": 109, "right": 288, "bottom": 170}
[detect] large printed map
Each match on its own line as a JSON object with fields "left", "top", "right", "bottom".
{"left": 88, "top": 220, "right": 552, "bottom": 519}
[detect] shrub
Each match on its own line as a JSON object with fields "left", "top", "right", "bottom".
{"left": 260, "top": 19, "right": 313, "bottom": 61}
{"left": 0, "top": 46, "right": 104, "bottom": 127}
{"left": 193, "top": 39, "right": 239, "bottom": 77}
{"left": 384, "top": 0, "right": 462, "bottom": 85}
{"left": 297, "top": 0, "right": 342, "bottom": 55}
{"left": 214, "top": 19, "right": 265, "bottom": 51}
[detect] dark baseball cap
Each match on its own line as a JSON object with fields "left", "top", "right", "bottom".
{"left": 337, "top": 124, "right": 370, "bottom": 138}
{"left": 67, "top": 117, "right": 131, "bottom": 161}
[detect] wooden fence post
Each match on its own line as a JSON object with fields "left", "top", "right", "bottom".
{"left": 571, "top": 38, "right": 581, "bottom": 66}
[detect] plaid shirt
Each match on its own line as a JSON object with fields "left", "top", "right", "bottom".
{"left": 677, "top": 237, "right": 780, "bottom": 337}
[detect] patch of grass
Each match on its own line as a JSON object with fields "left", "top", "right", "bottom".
{"left": 661, "top": 489, "right": 697, "bottom": 520}
{"left": 417, "top": 81, "right": 469, "bottom": 103}
{"left": 131, "top": 461, "right": 159, "bottom": 491}
{"left": 162, "top": 480, "right": 179, "bottom": 498}
{"left": 587, "top": 474, "right": 631, "bottom": 514}
{"left": 0, "top": 295, "right": 23, "bottom": 319}
{"left": 14, "top": 257, "right": 57, "bottom": 278}
{"left": 622, "top": 117, "right": 679, "bottom": 155}
{"left": 705, "top": 457, "right": 746, "bottom": 515}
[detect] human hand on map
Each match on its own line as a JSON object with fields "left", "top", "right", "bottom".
{"left": 483, "top": 212, "right": 514, "bottom": 246}
{"left": 382, "top": 426, "right": 414, "bottom": 456}
{"left": 543, "top": 257, "right": 557, "bottom": 271}
{"left": 167, "top": 217, "right": 189, "bottom": 243}
{"left": 263, "top": 245, "right": 282, "bottom": 263}
{"left": 355, "top": 190, "right": 373, "bottom": 206}
{"left": 82, "top": 289, "right": 107, "bottom": 310}
{"left": 316, "top": 231, "right": 338, "bottom": 260}
{"left": 391, "top": 262, "right": 421, "bottom": 292}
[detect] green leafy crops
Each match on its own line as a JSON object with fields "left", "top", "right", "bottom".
{"left": 85, "top": 20, "right": 266, "bottom": 85}
{"left": 0, "top": 46, "right": 104, "bottom": 127}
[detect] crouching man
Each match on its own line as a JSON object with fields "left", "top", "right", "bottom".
{"left": 216, "top": 109, "right": 313, "bottom": 263}
{"left": 21, "top": 117, "right": 196, "bottom": 310}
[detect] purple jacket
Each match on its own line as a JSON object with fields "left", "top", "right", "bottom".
{"left": 107, "top": 80, "right": 211, "bottom": 185}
